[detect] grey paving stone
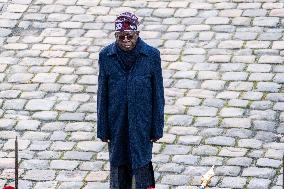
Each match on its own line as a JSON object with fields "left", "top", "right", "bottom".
{"left": 201, "top": 80, "right": 225, "bottom": 90}
{"left": 29, "top": 141, "right": 51, "bottom": 151}
{"left": 0, "top": 158, "right": 14, "bottom": 169}
{"left": 220, "top": 63, "right": 245, "bottom": 72}
{"left": 206, "top": 17, "right": 230, "bottom": 25}
{"left": 22, "top": 131, "right": 50, "bottom": 140}
{"left": 161, "top": 174, "right": 190, "bottom": 186}
{"left": 34, "top": 181, "right": 58, "bottom": 189}
{"left": 249, "top": 110, "right": 276, "bottom": 121}
{"left": 0, "top": 131, "right": 18, "bottom": 140}
{"left": 256, "top": 158, "right": 281, "bottom": 168}
{"left": 187, "top": 106, "right": 218, "bottom": 116}
{"left": 253, "top": 17, "right": 279, "bottom": 27}
{"left": 266, "top": 93, "right": 284, "bottom": 102}
{"left": 56, "top": 171, "right": 87, "bottom": 182}
{"left": 205, "top": 136, "right": 235, "bottom": 146}
{"left": 37, "top": 151, "right": 61, "bottom": 160}
{"left": 234, "top": 32, "right": 257, "bottom": 40}
{"left": 194, "top": 117, "right": 219, "bottom": 127}
{"left": 265, "top": 149, "right": 284, "bottom": 160}
{"left": 23, "top": 170, "right": 56, "bottom": 181}
{"left": 55, "top": 101, "right": 80, "bottom": 112}
{"left": 172, "top": 71, "right": 196, "bottom": 79}
{"left": 164, "top": 105, "right": 185, "bottom": 114}
{"left": 8, "top": 73, "right": 34, "bottom": 83}
{"left": 25, "top": 99, "right": 55, "bottom": 111}
{"left": 250, "top": 101, "right": 273, "bottom": 110}
{"left": 219, "top": 177, "right": 247, "bottom": 188}
{"left": 219, "top": 108, "right": 244, "bottom": 117}
{"left": 200, "top": 156, "right": 223, "bottom": 166}
{"left": 241, "top": 91, "right": 263, "bottom": 100}
{"left": 50, "top": 160, "right": 79, "bottom": 170}
{"left": 159, "top": 133, "right": 176, "bottom": 144}
{"left": 158, "top": 163, "right": 184, "bottom": 173}
{"left": 218, "top": 40, "right": 243, "bottom": 49}
{"left": 256, "top": 82, "right": 281, "bottom": 92}
{"left": 200, "top": 128, "right": 223, "bottom": 137}
{"left": 169, "top": 126, "right": 198, "bottom": 135}
{"left": 83, "top": 182, "right": 109, "bottom": 189}
{"left": 178, "top": 135, "right": 202, "bottom": 145}
{"left": 215, "top": 166, "right": 241, "bottom": 176}
{"left": 58, "top": 182, "right": 84, "bottom": 189}
{"left": 0, "top": 90, "right": 21, "bottom": 98}
{"left": 258, "top": 55, "right": 283, "bottom": 64}
{"left": 69, "top": 131, "right": 93, "bottom": 141}
{"left": 242, "top": 167, "right": 276, "bottom": 179}
{"left": 76, "top": 141, "right": 104, "bottom": 152}
{"left": 232, "top": 17, "right": 251, "bottom": 26}
{"left": 187, "top": 89, "right": 216, "bottom": 99}
{"left": 167, "top": 115, "right": 192, "bottom": 126}
{"left": 228, "top": 99, "right": 249, "bottom": 108}
{"left": 0, "top": 28, "right": 12, "bottom": 37}
{"left": 255, "top": 131, "right": 276, "bottom": 142}
{"left": 0, "top": 118, "right": 16, "bottom": 130}
{"left": 18, "top": 180, "right": 33, "bottom": 189}
{"left": 247, "top": 178, "right": 271, "bottom": 189}
{"left": 192, "top": 145, "right": 218, "bottom": 156}
{"left": 162, "top": 145, "right": 191, "bottom": 155}
{"left": 227, "top": 157, "right": 252, "bottom": 167}
{"left": 216, "top": 91, "right": 240, "bottom": 99}
{"left": 41, "top": 122, "right": 65, "bottom": 131}
{"left": 32, "top": 111, "right": 58, "bottom": 120}
{"left": 20, "top": 159, "right": 49, "bottom": 170}
{"left": 50, "top": 131, "right": 67, "bottom": 141}
{"left": 238, "top": 139, "right": 262, "bottom": 149}
{"left": 15, "top": 119, "right": 40, "bottom": 130}
{"left": 64, "top": 122, "right": 93, "bottom": 131}
{"left": 273, "top": 73, "right": 284, "bottom": 84}
{"left": 202, "top": 99, "right": 224, "bottom": 108}
{"left": 208, "top": 55, "right": 231, "bottom": 63}
{"left": 174, "top": 79, "right": 199, "bottom": 89}
{"left": 226, "top": 128, "right": 252, "bottom": 138}
{"left": 58, "top": 113, "right": 85, "bottom": 121}
{"left": 50, "top": 141, "right": 75, "bottom": 151}
{"left": 222, "top": 72, "right": 248, "bottom": 81}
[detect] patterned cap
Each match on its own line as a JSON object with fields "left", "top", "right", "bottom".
{"left": 115, "top": 12, "right": 139, "bottom": 32}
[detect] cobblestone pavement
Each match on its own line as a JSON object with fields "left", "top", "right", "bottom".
{"left": 0, "top": 0, "right": 283, "bottom": 188}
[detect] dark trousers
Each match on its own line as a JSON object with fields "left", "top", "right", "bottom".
{"left": 110, "top": 162, "right": 155, "bottom": 189}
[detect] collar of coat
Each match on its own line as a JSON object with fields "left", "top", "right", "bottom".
{"left": 107, "top": 37, "right": 149, "bottom": 56}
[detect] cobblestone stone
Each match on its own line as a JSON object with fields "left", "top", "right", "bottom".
{"left": 242, "top": 167, "right": 276, "bottom": 179}
{"left": 161, "top": 175, "right": 190, "bottom": 186}
{"left": 205, "top": 136, "right": 235, "bottom": 146}
{"left": 219, "top": 177, "right": 246, "bottom": 188}
{"left": 24, "top": 170, "right": 56, "bottom": 181}
{"left": 26, "top": 99, "right": 55, "bottom": 111}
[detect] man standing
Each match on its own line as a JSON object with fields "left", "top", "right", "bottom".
{"left": 96, "top": 12, "right": 165, "bottom": 189}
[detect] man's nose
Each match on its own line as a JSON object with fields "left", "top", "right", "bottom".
{"left": 122, "top": 36, "right": 129, "bottom": 41}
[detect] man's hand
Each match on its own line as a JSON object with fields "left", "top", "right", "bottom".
{"left": 150, "top": 138, "right": 159, "bottom": 142}
{"left": 101, "top": 139, "right": 110, "bottom": 142}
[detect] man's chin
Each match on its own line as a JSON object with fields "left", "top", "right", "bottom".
{"left": 122, "top": 46, "right": 133, "bottom": 51}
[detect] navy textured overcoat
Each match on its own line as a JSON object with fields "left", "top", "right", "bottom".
{"left": 97, "top": 39, "right": 165, "bottom": 169}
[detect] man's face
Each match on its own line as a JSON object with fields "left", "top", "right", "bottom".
{"left": 115, "top": 31, "right": 139, "bottom": 51}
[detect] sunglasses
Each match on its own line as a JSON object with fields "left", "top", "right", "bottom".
{"left": 116, "top": 33, "right": 136, "bottom": 41}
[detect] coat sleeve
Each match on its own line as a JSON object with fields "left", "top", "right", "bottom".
{"left": 97, "top": 54, "right": 110, "bottom": 141}
{"left": 151, "top": 50, "right": 165, "bottom": 139}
